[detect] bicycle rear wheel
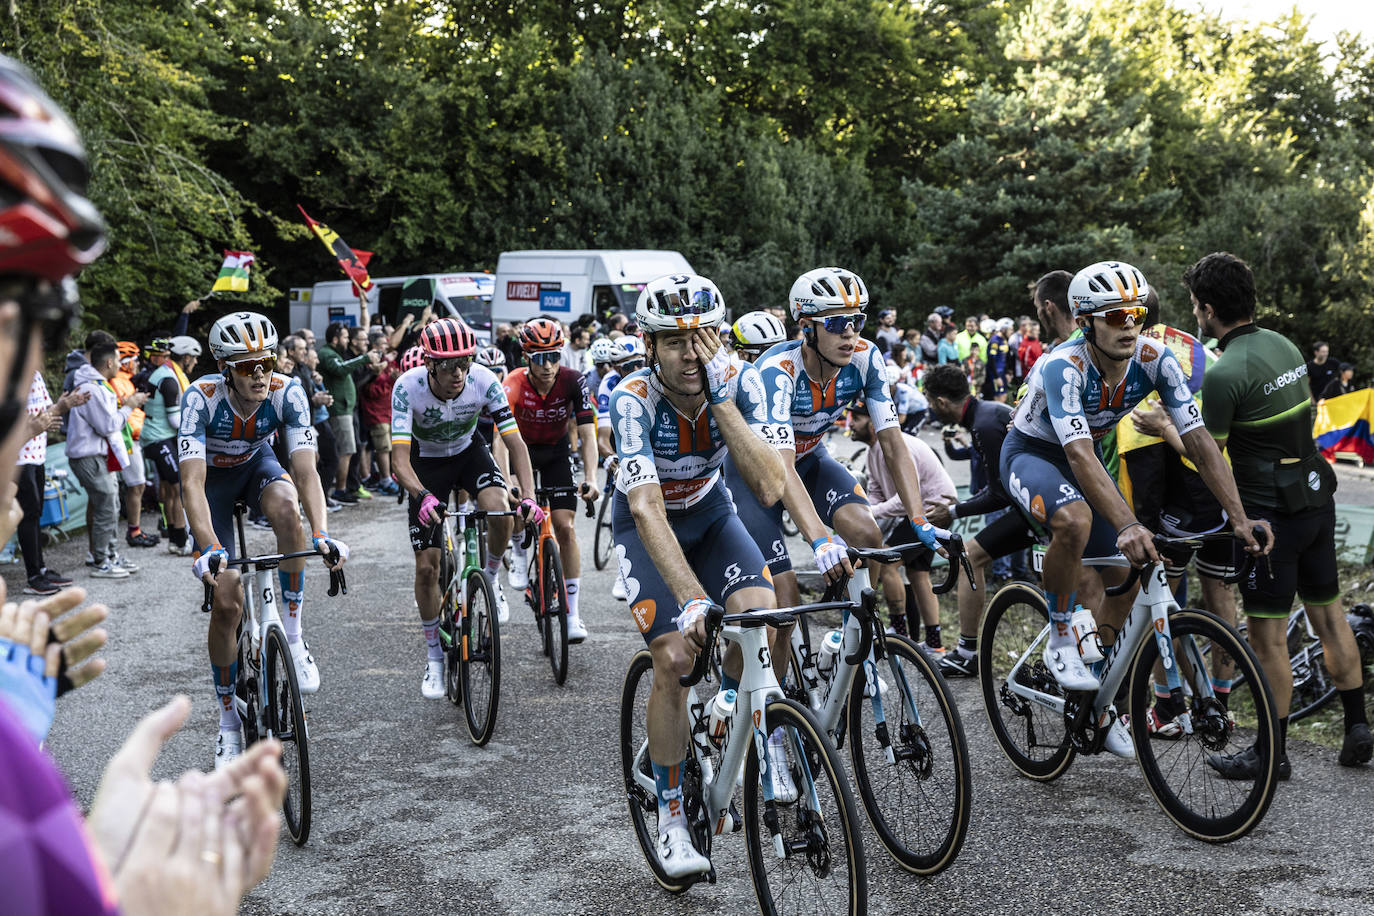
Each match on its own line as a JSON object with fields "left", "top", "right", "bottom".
{"left": 848, "top": 635, "right": 971, "bottom": 875}
{"left": 594, "top": 491, "right": 614, "bottom": 570}
{"left": 542, "top": 537, "right": 570, "bottom": 685}
{"left": 978, "top": 582, "right": 1074, "bottom": 780}
{"left": 1288, "top": 644, "right": 1337, "bottom": 722}
{"left": 461, "top": 568, "right": 501, "bottom": 746}
{"left": 264, "top": 625, "right": 311, "bottom": 845}
{"left": 743, "top": 699, "right": 866, "bottom": 916}
{"left": 1129, "top": 608, "right": 1279, "bottom": 842}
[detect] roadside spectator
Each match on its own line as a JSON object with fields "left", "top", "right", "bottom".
{"left": 112, "top": 342, "right": 157, "bottom": 548}
{"left": 63, "top": 329, "right": 115, "bottom": 394}
{"left": 984, "top": 318, "right": 1013, "bottom": 402}
{"left": 875, "top": 309, "right": 902, "bottom": 356}
{"left": 1320, "top": 362, "right": 1357, "bottom": 400}
{"left": 955, "top": 315, "right": 987, "bottom": 363}
{"left": 359, "top": 347, "right": 400, "bottom": 495}
{"left": 1009, "top": 316, "right": 1030, "bottom": 385}
{"left": 288, "top": 338, "right": 340, "bottom": 509}
{"left": 564, "top": 324, "right": 593, "bottom": 373}
{"left": 495, "top": 321, "right": 523, "bottom": 370}
{"left": 317, "top": 322, "right": 372, "bottom": 504}
{"left": 1032, "top": 269, "right": 1075, "bottom": 348}
{"left": 938, "top": 324, "right": 960, "bottom": 364}
{"left": 1307, "top": 341, "right": 1337, "bottom": 399}
{"left": 15, "top": 371, "right": 88, "bottom": 594}
{"left": 67, "top": 340, "right": 147, "bottom": 578}
{"left": 1017, "top": 320, "right": 1044, "bottom": 376}
{"left": 917, "top": 312, "right": 942, "bottom": 365}
{"left": 347, "top": 325, "right": 381, "bottom": 496}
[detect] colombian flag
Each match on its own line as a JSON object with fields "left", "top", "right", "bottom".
{"left": 1314, "top": 388, "right": 1374, "bottom": 464}
{"left": 211, "top": 250, "right": 254, "bottom": 293}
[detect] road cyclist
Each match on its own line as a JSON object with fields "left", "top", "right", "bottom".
{"left": 179, "top": 311, "right": 349, "bottom": 768}
{"left": 388, "top": 317, "right": 542, "bottom": 700}
{"left": 594, "top": 334, "right": 647, "bottom": 601}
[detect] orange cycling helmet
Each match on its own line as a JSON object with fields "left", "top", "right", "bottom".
{"left": 116, "top": 340, "right": 139, "bottom": 361}
{"left": 419, "top": 318, "right": 477, "bottom": 358}
{"left": 519, "top": 317, "right": 564, "bottom": 353}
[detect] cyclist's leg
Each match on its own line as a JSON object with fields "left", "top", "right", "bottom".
{"left": 723, "top": 451, "right": 790, "bottom": 600}
{"left": 535, "top": 442, "right": 584, "bottom": 620}
{"left": 254, "top": 466, "right": 307, "bottom": 643}
{"left": 1233, "top": 511, "right": 1297, "bottom": 722}
{"left": 407, "top": 455, "right": 459, "bottom": 678}
{"left": 199, "top": 465, "right": 249, "bottom": 747}
{"left": 692, "top": 497, "right": 778, "bottom": 681}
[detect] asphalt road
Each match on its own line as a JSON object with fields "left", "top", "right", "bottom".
{"left": 8, "top": 433, "right": 1373, "bottom": 915}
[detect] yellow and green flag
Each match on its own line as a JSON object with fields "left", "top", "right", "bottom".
{"left": 211, "top": 250, "right": 255, "bottom": 293}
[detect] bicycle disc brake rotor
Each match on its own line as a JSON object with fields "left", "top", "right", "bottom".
{"left": 798, "top": 807, "right": 833, "bottom": 876}
{"left": 899, "top": 722, "right": 934, "bottom": 778}
{"left": 1192, "top": 698, "right": 1232, "bottom": 751}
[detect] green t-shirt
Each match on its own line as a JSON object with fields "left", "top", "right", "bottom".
{"left": 1201, "top": 324, "right": 1320, "bottom": 510}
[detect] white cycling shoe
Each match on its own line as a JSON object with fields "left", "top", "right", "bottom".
{"left": 567, "top": 612, "right": 589, "bottom": 643}
{"left": 657, "top": 824, "right": 711, "bottom": 879}
{"left": 290, "top": 639, "right": 320, "bottom": 694}
{"left": 1103, "top": 709, "right": 1135, "bottom": 759}
{"left": 612, "top": 575, "right": 627, "bottom": 601}
{"left": 421, "top": 659, "right": 445, "bottom": 699}
{"left": 491, "top": 580, "right": 511, "bottom": 624}
{"left": 1043, "top": 644, "right": 1100, "bottom": 692}
{"left": 508, "top": 556, "right": 528, "bottom": 591}
{"left": 215, "top": 729, "right": 242, "bottom": 771}
{"left": 766, "top": 729, "right": 798, "bottom": 804}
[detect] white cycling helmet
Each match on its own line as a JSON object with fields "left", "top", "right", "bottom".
{"left": 635, "top": 273, "right": 725, "bottom": 333}
{"left": 789, "top": 267, "right": 868, "bottom": 321}
{"left": 476, "top": 345, "right": 506, "bottom": 370}
{"left": 1069, "top": 261, "right": 1150, "bottom": 316}
{"left": 208, "top": 311, "right": 277, "bottom": 359}
{"left": 169, "top": 335, "right": 201, "bottom": 357}
{"left": 613, "top": 335, "right": 646, "bottom": 363}
{"left": 884, "top": 364, "right": 903, "bottom": 387}
{"left": 589, "top": 337, "right": 620, "bottom": 365}
{"left": 731, "top": 310, "right": 787, "bottom": 350}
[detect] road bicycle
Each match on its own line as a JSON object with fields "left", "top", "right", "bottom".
{"left": 594, "top": 472, "right": 615, "bottom": 571}
{"left": 435, "top": 504, "right": 521, "bottom": 746}
{"left": 202, "top": 502, "right": 346, "bottom": 846}
{"left": 787, "top": 538, "right": 974, "bottom": 875}
{"left": 620, "top": 601, "right": 867, "bottom": 914}
{"left": 520, "top": 485, "right": 594, "bottom": 685}
{"left": 978, "top": 531, "right": 1280, "bottom": 842}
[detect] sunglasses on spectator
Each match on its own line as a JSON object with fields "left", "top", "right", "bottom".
{"left": 226, "top": 355, "right": 276, "bottom": 377}
{"left": 817, "top": 313, "right": 866, "bottom": 335}
{"left": 529, "top": 351, "right": 562, "bottom": 365}
{"left": 431, "top": 356, "right": 472, "bottom": 374}
{"left": 1090, "top": 306, "right": 1148, "bottom": 328}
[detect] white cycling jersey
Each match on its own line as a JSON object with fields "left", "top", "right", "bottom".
{"left": 178, "top": 373, "right": 315, "bottom": 468}
{"left": 390, "top": 364, "right": 516, "bottom": 458}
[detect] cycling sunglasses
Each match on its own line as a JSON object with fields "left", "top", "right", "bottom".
{"left": 431, "top": 356, "right": 472, "bottom": 374}
{"left": 226, "top": 354, "right": 276, "bottom": 377}
{"left": 528, "top": 350, "right": 562, "bottom": 366}
{"left": 817, "top": 313, "right": 866, "bottom": 335}
{"left": 617, "top": 358, "right": 645, "bottom": 372}
{"left": 1091, "top": 306, "right": 1148, "bottom": 328}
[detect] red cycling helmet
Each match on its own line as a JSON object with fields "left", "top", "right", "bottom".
{"left": 0, "top": 56, "right": 107, "bottom": 285}
{"left": 399, "top": 345, "right": 425, "bottom": 372}
{"left": 519, "top": 317, "right": 564, "bottom": 353}
{"left": 419, "top": 318, "right": 477, "bottom": 358}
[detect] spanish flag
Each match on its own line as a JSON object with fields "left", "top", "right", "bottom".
{"left": 211, "top": 250, "right": 254, "bottom": 293}
{"left": 297, "top": 204, "right": 373, "bottom": 295}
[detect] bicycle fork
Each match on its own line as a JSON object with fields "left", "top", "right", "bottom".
{"left": 843, "top": 571, "right": 923, "bottom": 766}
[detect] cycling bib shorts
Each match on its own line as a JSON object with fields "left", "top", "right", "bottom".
{"left": 406, "top": 441, "right": 506, "bottom": 552}
{"left": 196, "top": 451, "right": 293, "bottom": 559}
{"left": 1000, "top": 428, "right": 1119, "bottom": 559}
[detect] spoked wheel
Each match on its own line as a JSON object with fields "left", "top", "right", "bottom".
{"left": 1129, "top": 608, "right": 1279, "bottom": 842}
{"left": 594, "top": 491, "right": 614, "bottom": 570}
{"left": 848, "top": 635, "right": 971, "bottom": 875}
{"left": 460, "top": 567, "right": 501, "bottom": 746}
{"left": 743, "top": 699, "right": 866, "bottom": 916}
{"left": 440, "top": 547, "right": 462, "bottom": 706}
{"left": 619, "top": 650, "right": 702, "bottom": 894}
{"left": 978, "top": 582, "right": 1074, "bottom": 780}
{"left": 264, "top": 625, "right": 311, "bottom": 845}
{"left": 1288, "top": 644, "right": 1337, "bottom": 722}
{"left": 542, "top": 538, "right": 570, "bottom": 685}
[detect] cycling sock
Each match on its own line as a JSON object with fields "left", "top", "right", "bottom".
{"left": 1339, "top": 687, "right": 1369, "bottom": 731}
{"left": 1044, "top": 589, "right": 1076, "bottom": 647}
{"left": 1211, "top": 677, "right": 1232, "bottom": 709}
{"left": 484, "top": 553, "right": 502, "bottom": 578}
{"left": 652, "top": 760, "right": 687, "bottom": 831}
{"left": 278, "top": 569, "right": 305, "bottom": 644}
{"left": 421, "top": 616, "right": 443, "bottom": 661}
{"left": 1278, "top": 716, "right": 1289, "bottom": 755}
{"left": 956, "top": 634, "right": 977, "bottom": 658}
{"left": 1154, "top": 682, "right": 1171, "bottom": 701}
{"left": 566, "top": 578, "right": 580, "bottom": 617}
{"left": 213, "top": 661, "right": 241, "bottom": 730}
{"left": 925, "top": 623, "right": 942, "bottom": 650}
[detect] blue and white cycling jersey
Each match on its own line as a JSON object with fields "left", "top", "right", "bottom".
{"left": 1012, "top": 335, "right": 1204, "bottom": 447}
{"left": 178, "top": 373, "right": 315, "bottom": 468}
{"left": 610, "top": 362, "right": 785, "bottom": 512}
{"left": 596, "top": 370, "right": 622, "bottom": 417}
{"left": 755, "top": 338, "right": 897, "bottom": 457}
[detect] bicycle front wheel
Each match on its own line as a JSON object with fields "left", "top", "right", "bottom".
{"left": 848, "top": 635, "right": 971, "bottom": 875}
{"left": 461, "top": 568, "right": 501, "bottom": 746}
{"left": 978, "top": 582, "right": 1074, "bottom": 780}
{"left": 542, "top": 537, "right": 570, "bottom": 685}
{"left": 594, "top": 491, "right": 614, "bottom": 570}
{"left": 1129, "top": 608, "right": 1280, "bottom": 842}
{"left": 441, "top": 544, "right": 462, "bottom": 706}
{"left": 264, "top": 625, "right": 311, "bottom": 845}
{"left": 743, "top": 699, "right": 866, "bottom": 916}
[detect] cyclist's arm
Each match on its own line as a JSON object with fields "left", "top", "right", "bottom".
{"left": 626, "top": 483, "right": 710, "bottom": 604}
{"left": 597, "top": 423, "right": 615, "bottom": 462}
{"left": 1178, "top": 427, "right": 1268, "bottom": 551}
{"left": 778, "top": 448, "right": 831, "bottom": 544}
{"left": 491, "top": 428, "right": 513, "bottom": 492}
{"left": 391, "top": 441, "right": 424, "bottom": 498}
{"left": 501, "top": 428, "right": 537, "bottom": 497}
{"left": 875, "top": 425, "right": 927, "bottom": 522}
{"left": 576, "top": 421, "right": 598, "bottom": 490}
{"left": 711, "top": 395, "right": 783, "bottom": 507}
{"left": 178, "top": 457, "right": 218, "bottom": 552}
{"left": 288, "top": 448, "right": 329, "bottom": 542}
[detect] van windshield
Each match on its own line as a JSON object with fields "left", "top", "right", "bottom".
{"left": 448, "top": 295, "right": 491, "bottom": 332}
{"left": 614, "top": 283, "right": 644, "bottom": 312}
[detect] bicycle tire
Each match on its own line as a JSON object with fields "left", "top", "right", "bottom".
{"left": 978, "top": 582, "right": 1074, "bottom": 780}
{"left": 743, "top": 698, "right": 866, "bottom": 916}
{"left": 847, "top": 634, "right": 971, "bottom": 875}
{"left": 1288, "top": 644, "right": 1338, "bottom": 722}
{"left": 542, "top": 537, "right": 570, "bottom": 685}
{"left": 1129, "top": 608, "right": 1279, "bottom": 843}
{"left": 594, "top": 490, "right": 614, "bottom": 570}
{"left": 460, "top": 567, "right": 501, "bottom": 746}
{"left": 440, "top": 541, "right": 462, "bottom": 706}
{"left": 264, "top": 625, "right": 311, "bottom": 845}
{"left": 618, "top": 650, "right": 696, "bottom": 894}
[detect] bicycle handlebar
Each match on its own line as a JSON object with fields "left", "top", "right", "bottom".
{"left": 200, "top": 549, "right": 347, "bottom": 613}
{"left": 678, "top": 599, "right": 860, "bottom": 687}
{"left": 534, "top": 485, "right": 597, "bottom": 518}
{"left": 1102, "top": 528, "right": 1269, "bottom": 597}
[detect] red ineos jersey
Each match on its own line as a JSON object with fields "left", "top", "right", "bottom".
{"left": 503, "top": 366, "right": 596, "bottom": 446}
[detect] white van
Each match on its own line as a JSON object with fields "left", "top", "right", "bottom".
{"left": 288, "top": 273, "right": 494, "bottom": 341}
{"left": 491, "top": 249, "right": 694, "bottom": 326}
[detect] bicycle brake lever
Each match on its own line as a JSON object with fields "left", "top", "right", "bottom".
{"left": 328, "top": 568, "right": 347, "bottom": 597}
